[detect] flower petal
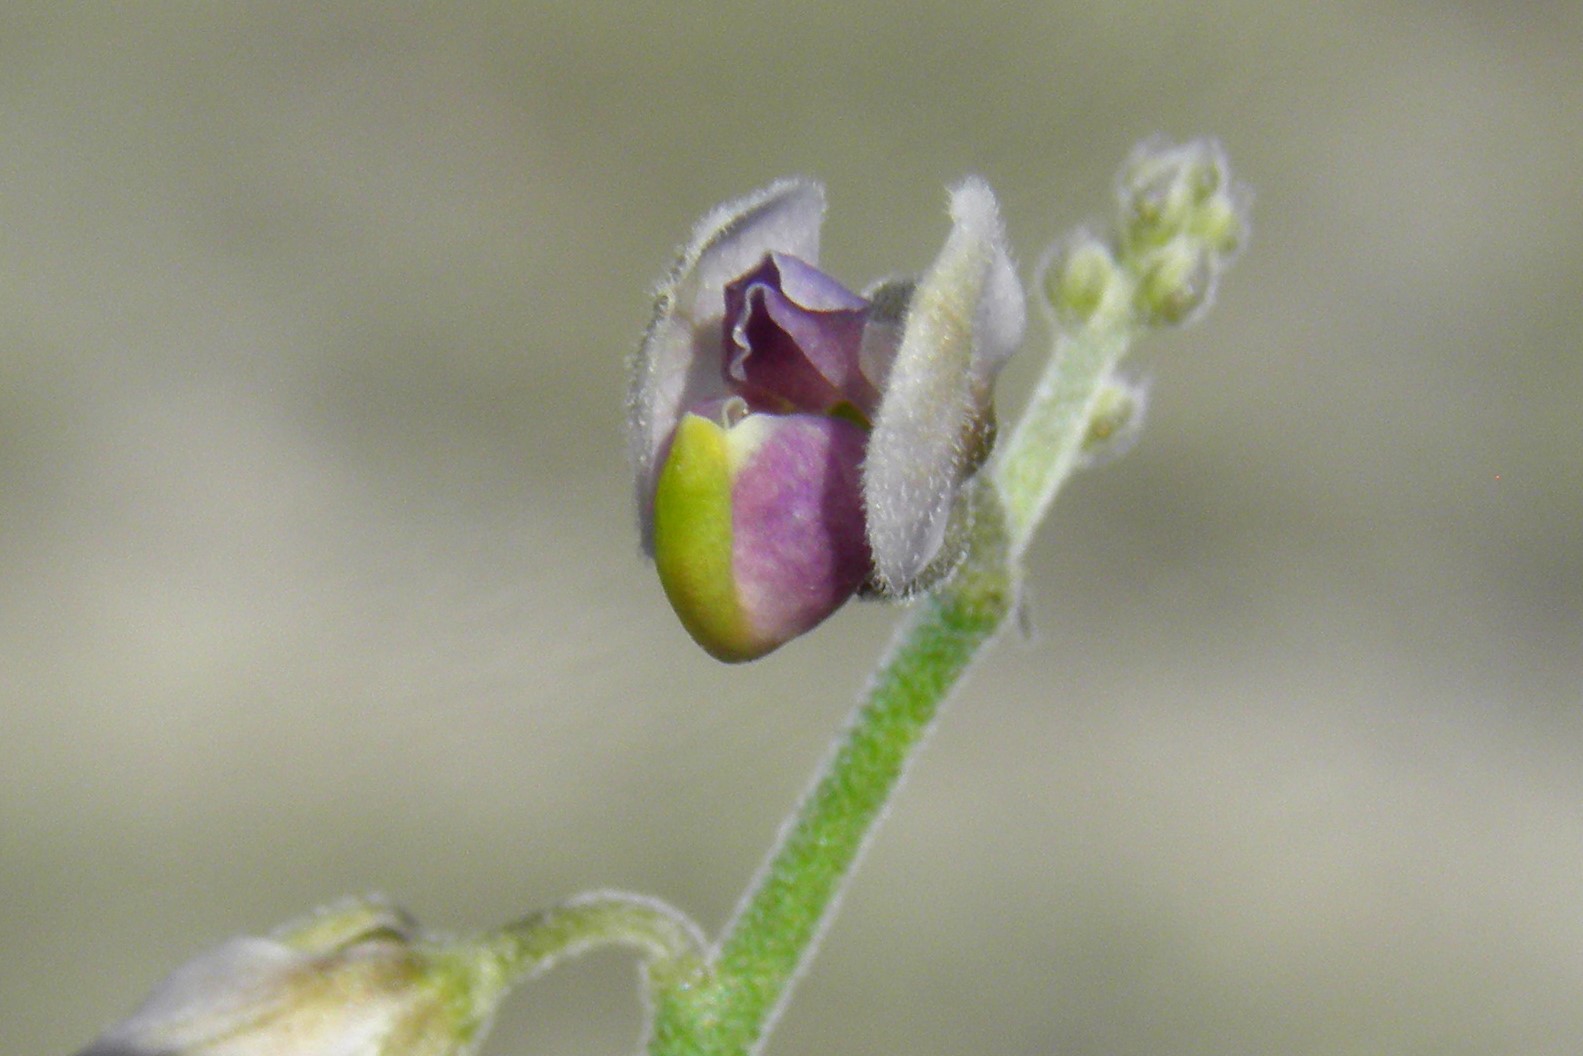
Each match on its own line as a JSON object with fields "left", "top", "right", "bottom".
{"left": 863, "top": 177, "right": 1025, "bottom": 593}
{"left": 651, "top": 412, "right": 746, "bottom": 656}
{"left": 631, "top": 179, "right": 826, "bottom": 553}
{"left": 80, "top": 938, "right": 306, "bottom": 1054}
{"left": 652, "top": 410, "right": 869, "bottom": 661}
{"left": 854, "top": 276, "right": 914, "bottom": 393}
{"left": 730, "top": 414, "right": 871, "bottom": 648}
{"left": 962, "top": 183, "right": 1027, "bottom": 391}
{"left": 724, "top": 253, "right": 876, "bottom": 418}
{"left": 77, "top": 933, "right": 430, "bottom": 1056}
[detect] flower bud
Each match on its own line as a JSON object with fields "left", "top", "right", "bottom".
{"left": 76, "top": 899, "right": 486, "bottom": 1056}
{"left": 1117, "top": 136, "right": 1229, "bottom": 253}
{"left": 1188, "top": 188, "right": 1249, "bottom": 259}
{"left": 1133, "top": 235, "right": 1216, "bottom": 327}
{"left": 1038, "top": 228, "right": 1129, "bottom": 328}
{"left": 1078, "top": 373, "right": 1150, "bottom": 468}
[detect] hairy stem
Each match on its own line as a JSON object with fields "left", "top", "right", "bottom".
{"left": 481, "top": 891, "right": 707, "bottom": 992}
{"left": 995, "top": 321, "right": 1136, "bottom": 557}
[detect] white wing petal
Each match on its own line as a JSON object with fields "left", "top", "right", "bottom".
{"left": 863, "top": 178, "right": 1023, "bottom": 591}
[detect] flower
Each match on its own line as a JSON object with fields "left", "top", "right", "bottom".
{"left": 76, "top": 899, "right": 487, "bottom": 1056}
{"left": 631, "top": 177, "right": 1025, "bottom": 662}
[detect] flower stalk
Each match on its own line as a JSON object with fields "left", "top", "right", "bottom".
{"left": 479, "top": 891, "right": 708, "bottom": 995}
{"left": 640, "top": 309, "right": 1126, "bottom": 1055}
{"left": 649, "top": 487, "right": 1015, "bottom": 1056}
{"left": 645, "top": 136, "right": 1247, "bottom": 1056}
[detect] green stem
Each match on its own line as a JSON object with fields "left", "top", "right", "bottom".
{"left": 995, "top": 321, "right": 1136, "bottom": 557}
{"left": 481, "top": 891, "right": 707, "bottom": 991}
{"left": 647, "top": 315, "right": 1132, "bottom": 1056}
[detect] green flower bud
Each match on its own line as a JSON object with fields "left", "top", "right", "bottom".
{"left": 1133, "top": 236, "right": 1216, "bottom": 327}
{"left": 1189, "top": 191, "right": 1248, "bottom": 258}
{"left": 1117, "top": 136, "right": 1229, "bottom": 253}
{"left": 1038, "top": 229, "right": 1130, "bottom": 328}
{"left": 1078, "top": 374, "right": 1150, "bottom": 468}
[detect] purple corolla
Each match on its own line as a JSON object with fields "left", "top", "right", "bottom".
{"left": 630, "top": 177, "right": 1025, "bottom": 661}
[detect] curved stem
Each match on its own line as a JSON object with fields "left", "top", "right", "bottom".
{"left": 481, "top": 891, "right": 708, "bottom": 991}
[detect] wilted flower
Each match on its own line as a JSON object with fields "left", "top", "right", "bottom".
{"left": 630, "top": 177, "right": 1025, "bottom": 661}
{"left": 77, "top": 899, "right": 486, "bottom": 1056}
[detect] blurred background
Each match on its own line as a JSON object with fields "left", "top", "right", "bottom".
{"left": 4, "top": 3, "right": 1579, "bottom": 1053}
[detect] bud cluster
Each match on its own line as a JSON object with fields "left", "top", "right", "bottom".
{"left": 1040, "top": 137, "right": 1250, "bottom": 330}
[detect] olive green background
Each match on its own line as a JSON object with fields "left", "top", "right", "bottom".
{"left": 6, "top": 4, "right": 1579, "bottom": 1054}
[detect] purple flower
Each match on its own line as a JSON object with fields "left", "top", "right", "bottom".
{"left": 631, "top": 178, "right": 1025, "bottom": 661}
{"left": 722, "top": 252, "right": 880, "bottom": 419}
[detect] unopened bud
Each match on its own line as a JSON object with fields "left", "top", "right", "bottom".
{"left": 1133, "top": 236, "right": 1216, "bottom": 327}
{"left": 1078, "top": 374, "right": 1150, "bottom": 468}
{"left": 1039, "top": 230, "right": 1129, "bottom": 328}
{"left": 1117, "top": 137, "right": 1231, "bottom": 254}
{"left": 1189, "top": 190, "right": 1248, "bottom": 258}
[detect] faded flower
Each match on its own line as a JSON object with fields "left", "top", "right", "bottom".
{"left": 76, "top": 899, "right": 487, "bottom": 1056}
